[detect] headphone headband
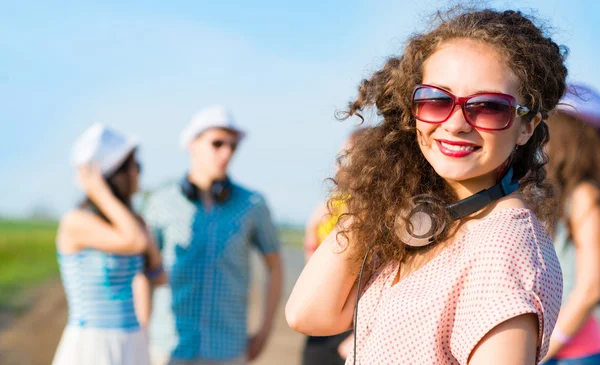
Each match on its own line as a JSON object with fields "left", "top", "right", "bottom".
{"left": 447, "top": 168, "right": 519, "bottom": 220}
{"left": 180, "top": 174, "right": 233, "bottom": 203}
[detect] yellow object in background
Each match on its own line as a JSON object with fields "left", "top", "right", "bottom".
{"left": 316, "top": 198, "right": 346, "bottom": 244}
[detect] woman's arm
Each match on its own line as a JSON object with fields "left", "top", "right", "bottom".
{"left": 132, "top": 273, "right": 152, "bottom": 328}
{"left": 542, "top": 182, "right": 600, "bottom": 361}
{"left": 132, "top": 224, "right": 167, "bottom": 328}
{"left": 286, "top": 223, "right": 362, "bottom": 336}
{"left": 58, "top": 165, "right": 148, "bottom": 255}
{"left": 468, "top": 314, "right": 538, "bottom": 365}
{"left": 142, "top": 223, "right": 167, "bottom": 286}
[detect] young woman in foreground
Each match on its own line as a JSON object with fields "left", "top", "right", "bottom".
{"left": 287, "top": 8, "right": 566, "bottom": 365}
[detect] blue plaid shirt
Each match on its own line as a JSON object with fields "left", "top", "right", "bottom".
{"left": 142, "top": 181, "right": 280, "bottom": 361}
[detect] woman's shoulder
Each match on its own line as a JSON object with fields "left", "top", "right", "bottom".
{"left": 467, "top": 207, "right": 541, "bottom": 235}
{"left": 58, "top": 209, "right": 103, "bottom": 252}
{"left": 60, "top": 208, "right": 100, "bottom": 230}
{"left": 461, "top": 208, "right": 553, "bottom": 262}
{"left": 572, "top": 181, "right": 600, "bottom": 198}
{"left": 570, "top": 182, "right": 600, "bottom": 218}
{"left": 457, "top": 207, "right": 561, "bottom": 289}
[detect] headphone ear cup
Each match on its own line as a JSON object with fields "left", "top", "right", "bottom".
{"left": 180, "top": 178, "right": 198, "bottom": 202}
{"left": 396, "top": 195, "right": 446, "bottom": 247}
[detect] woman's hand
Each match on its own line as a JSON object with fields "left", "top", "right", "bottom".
{"left": 144, "top": 228, "right": 167, "bottom": 285}
{"left": 78, "top": 164, "right": 111, "bottom": 200}
{"left": 338, "top": 333, "right": 354, "bottom": 360}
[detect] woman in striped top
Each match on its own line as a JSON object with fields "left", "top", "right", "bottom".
{"left": 52, "top": 124, "right": 166, "bottom": 365}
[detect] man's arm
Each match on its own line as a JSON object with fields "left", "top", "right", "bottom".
{"left": 247, "top": 195, "right": 283, "bottom": 361}
{"left": 247, "top": 252, "right": 282, "bottom": 361}
{"left": 261, "top": 253, "right": 283, "bottom": 332}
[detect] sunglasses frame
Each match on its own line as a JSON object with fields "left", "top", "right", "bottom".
{"left": 411, "top": 84, "right": 531, "bottom": 131}
{"left": 211, "top": 139, "right": 238, "bottom": 151}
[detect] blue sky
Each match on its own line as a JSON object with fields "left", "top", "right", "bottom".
{"left": 1, "top": 0, "right": 599, "bottom": 225}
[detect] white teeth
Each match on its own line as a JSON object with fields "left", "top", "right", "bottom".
{"left": 439, "top": 141, "right": 477, "bottom": 151}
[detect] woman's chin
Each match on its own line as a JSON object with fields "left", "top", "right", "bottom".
{"left": 435, "top": 166, "right": 501, "bottom": 191}
{"left": 430, "top": 164, "right": 472, "bottom": 182}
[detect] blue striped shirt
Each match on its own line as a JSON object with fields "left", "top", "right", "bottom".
{"left": 142, "top": 182, "right": 280, "bottom": 361}
{"left": 57, "top": 249, "right": 143, "bottom": 330}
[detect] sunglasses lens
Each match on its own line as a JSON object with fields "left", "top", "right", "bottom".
{"left": 412, "top": 87, "right": 454, "bottom": 123}
{"left": 212, "top": 140, "right": 237, "bottom": 151}
{"left": 464, "top": 95, "right": 512, "bottom": 130}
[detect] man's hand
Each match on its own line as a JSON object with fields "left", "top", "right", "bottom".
{"left": 247, "top": 328, "right": 269, "bottom": 362}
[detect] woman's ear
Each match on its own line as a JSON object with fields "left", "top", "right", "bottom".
{"left": 517, "top": 112, "right": 542, "bottom": 146}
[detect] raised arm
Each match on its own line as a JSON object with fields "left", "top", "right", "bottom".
{"left": 286, "top": 223, "right": 362, "bottom": 336}
{"left": 58, "top": 166, "right": 148, "bottom": 255}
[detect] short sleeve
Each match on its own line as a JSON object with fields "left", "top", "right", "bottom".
{"left": 141, "top": 192, "right": 166, "bottom": 251}
{"left": 449, "top": 211, "right": 562, "bottom": 364}
{"left": 250, "top": 195, "right": 281, "bottom": 255}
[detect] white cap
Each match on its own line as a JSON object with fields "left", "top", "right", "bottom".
{"left": 70, "top": 123, "right": 139, "bottom": 177}
{"left": 179, "top": 105, "right": 246, "bottom": 149}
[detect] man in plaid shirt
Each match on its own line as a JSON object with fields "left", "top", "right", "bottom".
{"left": 143, "top": 106, "right": 282, "bottom": 365}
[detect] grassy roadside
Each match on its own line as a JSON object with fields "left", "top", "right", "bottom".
{"left": 0, "top": 220, "right": 59, "bottom": 312}
{"left": 278, "top": 225, "right": 304, "bottom": 248}
{"left": 0, "top": 219, "right": 303, "bottom": 312}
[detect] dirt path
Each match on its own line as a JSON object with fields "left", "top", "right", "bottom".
{"left": 0, "top": 247, "right": 306, "bottom": 365}
{"left": 0, "top": 280, "right": 67, "bottom": 365}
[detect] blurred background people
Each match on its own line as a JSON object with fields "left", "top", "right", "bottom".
{"left": 143, "top": 106, "right": 283, "bottom": 365}
{"left": 301, "top": 128, "right": 366, "bottom": 365}
{"left": 52, "top": 124, "right": 165, "bottom": 365}
{"left": 542, "top": 84, "right": 600, "bottom": 364}
{"left": 303, "top": 128, "right": 366, "bottom": 259}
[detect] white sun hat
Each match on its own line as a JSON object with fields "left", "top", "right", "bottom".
{"left": 70, "top": 123, "right": 139, "bottom": 177}
{"left": 179, "top": 105, "right": 246, "bottom": 149}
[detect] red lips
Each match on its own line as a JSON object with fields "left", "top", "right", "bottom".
{"left": 435, "top": 139, "right": 481, "bottom": 158}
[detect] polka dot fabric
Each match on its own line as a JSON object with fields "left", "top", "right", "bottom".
{"left": 347, "top": 208, "right": 562, "bottom": 365}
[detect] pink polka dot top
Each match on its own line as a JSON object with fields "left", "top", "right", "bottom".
{"left": 347, "top": 208, "right": 563, "bottom": 365}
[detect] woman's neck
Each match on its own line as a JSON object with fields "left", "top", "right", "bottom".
{"left": 446, "top": 170, "right": 498, "bottom": 200}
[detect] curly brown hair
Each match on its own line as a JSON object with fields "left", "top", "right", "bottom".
{"left": 546, "top": 111, "right": 600, "bottom": 236}
{"left": 332, "top": 7, "right": 568, "bottom": 273}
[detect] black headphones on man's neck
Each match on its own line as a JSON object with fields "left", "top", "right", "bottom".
{"left": 180, "top": 174, "right": 233, "bottom": 203}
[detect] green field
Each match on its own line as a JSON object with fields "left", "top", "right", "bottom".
{"left": 0, "top": 220, "right": 60, "bottom": 312}
{"left": 278, "top": 226, "right": 304, "bottom": 248}
{"left": 0, "top": 219, "right": 303, "bottom": 312}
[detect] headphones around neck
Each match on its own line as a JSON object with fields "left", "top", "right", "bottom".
{"left": 352, "top": 168, "right": 520, "bottom": 364}
{"left": 180, "top": 175, "right": 233, "bottom": 204}
{"left": 401, "top": 168, "right": 520, "bottom": 248}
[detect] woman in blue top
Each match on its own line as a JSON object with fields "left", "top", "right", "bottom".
{"left": 52, "top": 124, "right": 166, "bottom": 365}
